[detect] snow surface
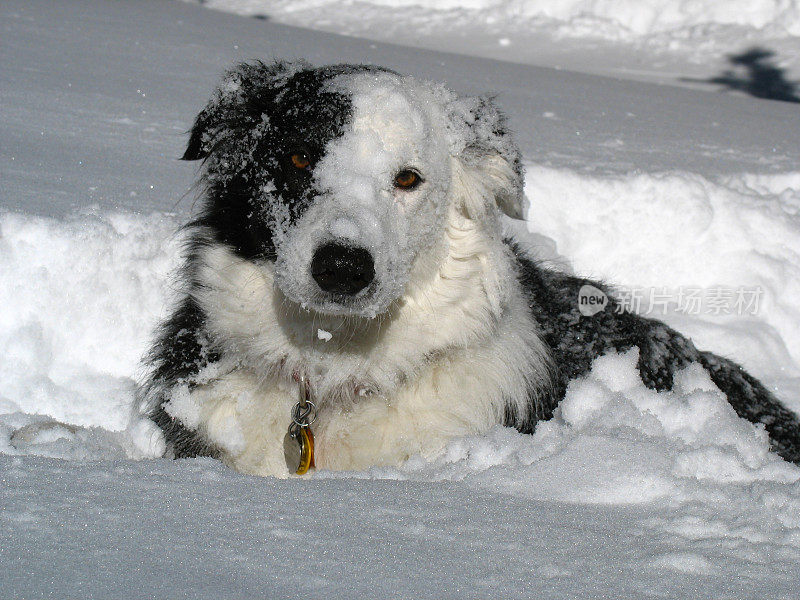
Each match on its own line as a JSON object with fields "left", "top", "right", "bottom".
{"left": 2, "top": 0, "right": 800, "bottom": 597}
{"left": 193, "top": 0, "right": 800, "bottom": 38}
{"left": 186, "top": 0, "right": 800, "bottom": 85}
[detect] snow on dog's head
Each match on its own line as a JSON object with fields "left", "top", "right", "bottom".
{"left": 183, "top": 60, "right": 523, "bottom": 320}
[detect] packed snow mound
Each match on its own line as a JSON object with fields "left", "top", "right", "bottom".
{"left": 191, "top": 0, "right": 800, "bottom": 39}
{"left": 0, "top": 210, "right": 180, "bottom": 457}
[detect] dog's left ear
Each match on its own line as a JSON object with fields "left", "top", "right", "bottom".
{"left": 182, "top": 60, "right": 300, "bottom": 161}
{"left": 447, "top": 95, "right": 525, "bottom": 221}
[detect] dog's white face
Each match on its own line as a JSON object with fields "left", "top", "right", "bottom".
{"left": 184, "top": 61, "right": 524, "bottom": 329}
{"left": 273, "top": 72, "right": 453, "bottom": 317}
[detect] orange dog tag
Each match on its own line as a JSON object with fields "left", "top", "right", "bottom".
{"left": 284, "top": 426, "right": 315, "bottom": 475}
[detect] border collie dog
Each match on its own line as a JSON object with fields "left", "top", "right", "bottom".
{"left": 143, "top": 61, "right": 800, "bottom": 476}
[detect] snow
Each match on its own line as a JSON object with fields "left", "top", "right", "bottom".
{"left": 185, "top": 0, "right": 800, "bottom": 85}
{"left": 194, "top": 0, "right": 800, "bottom": 37}
{"left": 0, "top": 211, "right": 180, "bottom": 443}
{"left": 8, "top": 454, "right": 796, "bottom": 600}
{"left": 2, "top": 0, "right": 800, "bottom": 597}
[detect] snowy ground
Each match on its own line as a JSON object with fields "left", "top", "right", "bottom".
{"left": 2, "top": 0, "right": 800, "bottom": 597}
{"left": 185, "top": 0, "right": 800, "bottom": 86}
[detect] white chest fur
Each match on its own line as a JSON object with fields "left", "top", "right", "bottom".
{"left": 174, "top": 210, "right": 550, "bottom": 477}
{"left": 181, "top": 352, "right": 500, "bottom": 477}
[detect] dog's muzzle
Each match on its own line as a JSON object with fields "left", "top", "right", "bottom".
{"left": 311, "top": 242, "right": 375, "bottom": 296}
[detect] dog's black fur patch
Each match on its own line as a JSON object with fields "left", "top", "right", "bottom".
{"left": 509, "top": 245, "right": 800, "bottom": 463}
{"left": 143, "top": 296, "right": 220, "bottom": 458}
{"left": 184, "top": 61, "right": 393, "bottom": 261}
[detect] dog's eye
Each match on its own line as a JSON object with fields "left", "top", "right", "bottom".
{"left": 289, "top": 152, "right": 311, "bottom": 170}
{"left": 394, "top": 169, "right": 422, "bottom": 190}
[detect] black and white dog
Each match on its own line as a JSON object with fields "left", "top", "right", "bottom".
{"left": 142, "top": 60, "right": 800, "bottom": 476}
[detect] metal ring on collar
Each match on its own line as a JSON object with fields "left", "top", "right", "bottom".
{"left": 291, "top": 400, "right": 317, "bottom": 428}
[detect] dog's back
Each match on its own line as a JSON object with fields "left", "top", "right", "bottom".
{"left": 512, "top": 245, "right": 800, "bottom": 463}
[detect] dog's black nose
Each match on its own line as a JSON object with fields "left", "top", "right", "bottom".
{"left": 311, "top": 243, "right": 375, "bottom": 296}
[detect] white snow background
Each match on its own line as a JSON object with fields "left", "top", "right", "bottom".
{"left": 188, "top": 0, "right": 800, "bottom": 86}
{"left": 2, "top": 0, "right": 800, "bottom": 597}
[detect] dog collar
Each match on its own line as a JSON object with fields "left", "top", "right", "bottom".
{"left": 283, "top": 372, "right": 316, "bottom": 475}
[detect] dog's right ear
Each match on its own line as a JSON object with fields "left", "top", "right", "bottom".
{"left": 446, "top": 94, "right": 525, "bottom": 222}
{"left": 182, "top": 60, "right": 301, "bottom": 161}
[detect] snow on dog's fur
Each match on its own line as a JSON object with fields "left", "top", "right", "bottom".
{"left": 142, "top": 61, "right": 800, "bottom": 476}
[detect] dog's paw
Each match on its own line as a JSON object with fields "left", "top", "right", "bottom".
{"left": 9, "top": 419, "right": 131, "bottom": 460}
{"left": 10, "top": 420, "right": 80, "bottom": 450}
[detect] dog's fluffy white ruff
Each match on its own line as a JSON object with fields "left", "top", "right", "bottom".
{"left": 165, "top": 181, "right": 549, "bottom": 477}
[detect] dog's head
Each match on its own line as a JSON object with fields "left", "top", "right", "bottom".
{"left": 185, "top": 61, "right": 523, "bottom": 319}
